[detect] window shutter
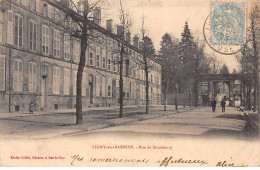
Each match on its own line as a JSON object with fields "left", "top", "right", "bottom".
{"left": 13, "top": 61, "right": 18, "bottom": 91}
{"left": 7, "top": 10, "right": 13, "bottom": 45}
{"left": 96, "top": 76, "right": 100, "bottom": 97}
{"left": 36, "top": 0, "right": 41, "bottom": 13}
{"left": 19, "top": 61, "right": 23, "bottom": 92}
{"left": 0, "top": 22, "right": 2, "bottom": 43}
{"left": 102, "top": 77, "right": 105, "bottom": 97}
{"left": 0, "top": 56, "right": 5, "bottom": 91}
{"left": 48, "top": 5, "right": 52, "bottom": 18}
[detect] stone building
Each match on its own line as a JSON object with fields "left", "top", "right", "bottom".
{"left": 0, "top": 0, "right": 162, "bottom": 113}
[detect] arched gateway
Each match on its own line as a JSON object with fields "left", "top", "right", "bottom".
{"left": 197, "top": 74, "right": 242, "bottom": 107}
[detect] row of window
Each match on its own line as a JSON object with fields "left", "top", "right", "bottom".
{"left": 0, "top": 56, "right": 37, "bottom": 93}
{"left": 0, "top": 10, "right": 78, "bottom": 59}
{"left": 10, "top": 0, "right": 161, "bottom": 73}
{"left": 0, "top": 8, "right": 161, "bottom": 71}
{"left": 0, "top": 56, "right": 161, "bottom": 100}
{"left": 0, "top": 55, "right": 159, "bottom": 95}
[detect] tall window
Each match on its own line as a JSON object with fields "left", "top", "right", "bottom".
{"left": 64, "top": 69, "right": 70, "bottom": 95}
{"left": 53, "top": 67, "right": 60, "bottom": 94}
{"left": 42, "top": 25, "right": 49, "bottom": 54}
{"left": 113, "top": 60, "right": 116, "bottom": 73}
{"left": 107, "top": 52, "right": 111, "bottom": 71}
{"left": 29, "top": 0, "right": 36, "bottom": 10}
{"left": 113, "top": 54, "right": 117, "bottom": 73}
{"left": 14, "top": 14, "right": 23, "bottom": 47}
{"left": 108, "top": 58, "right": 111, "bottom": 71}
{"left": 28, "top": 20, "right": 37, "bottom": 51}
{"left": 102, "top": 77, "right": 105, "bottom": 97}
{"left": 64, "top": 34, "right": 70, "bottom": 60}
{"left": 53, "top": 29, "right": 60, "bottom": 57}
{"left": 89, "top": 52, "right": 93, "bottom": 66}
{"left": 0, "top": 56, "right": 5, "bottom": 91}
{"left": 73, "top": 40, "right": 80, "bottom": 62}
{"left": 108, "top": 78, "right": 112, "bottom": 97}
{"left": 28, "top": 62, "right": 37, "bottom": 93}
{"left": 102, "top": 50, "right": 106, "bottom": 69}
{"left": 96, "top": 76, "right": 100, "bottom": 97}
{"left": 0, "top": 12, "right": 3, "bottom": 43}
{"left": 51, "top": 6, "right": 55, "bottom": 19}
{"left": 89, "top": 46, "right": 93, "bottom": 66}
{"left": 43, "top": 3, "right": 49, "bottom": 17}
{"left": 13, "top": 59, "right": 23, "bottom": 92}
{"left": 96, "top": 47, "right": 100, "bottom": 67}
{"left": 7, "top": 10, "right": 13, "bottom": 45}
{"left": 73, "top": 71, "right": 77, "bottom": 95}
{"left": 82, "top": 73, "right": 86, "bottom": 96}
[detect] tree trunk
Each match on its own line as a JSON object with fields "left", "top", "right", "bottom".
{"left": 248, "top": 83, "right": 252, "bottom": 110}
{"left": 183, "top": 89, "right": 186, "bottom": 108}
{"left": 253, "top": 74, "right": 258, "bottom": 112}
{"left": 76, "top": 36, "right": 87, "bottom": 125}
{"left": 175, "top": 84, "right": 178, "bottom": 112}
{"left": 189, "top": 86, "right": 192, "bottom": 108}
{"left": 164, "top": 79, "right": 169, "bottom": 111}
{"left": 145, "top": 62, "right": 149, "bottom": 114}
{"left": 194, "top": 78, "right": 198, "bottom": 107}
{"left": 119, "top": 46, "right": 124, "bottom": 118}
{"left": 252, "top": 18, "right": 258, "bottom": 112}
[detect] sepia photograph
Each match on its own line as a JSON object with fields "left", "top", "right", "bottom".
{"left": 0, "top": 0, "right": 259, "bottom": 167}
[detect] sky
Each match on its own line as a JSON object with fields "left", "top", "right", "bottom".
{"left": 99, "top": 0, "right": 240, "bottom": 72}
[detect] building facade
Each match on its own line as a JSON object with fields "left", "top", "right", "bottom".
{"left": 0, "top": 0, "right": 162, "bottom": 113}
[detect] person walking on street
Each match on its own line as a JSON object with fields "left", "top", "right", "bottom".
{"left": 221, "top": 98, "right": 226, "bottom": 112}
{"left": 211, "top": 98, "right": 216, "bottom": 112}
{"left": 29, "top": 101, "right": 34, "bottom": 114}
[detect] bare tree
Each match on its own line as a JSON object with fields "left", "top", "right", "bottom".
{"left": 235, "top": 47, "right": 254, "bottom": 108}
{"left": 117, "top": 0, "right": 132, "bottom": 118}
{"left": 46, "top": 0, "right": 105, "bottom": 124}
{"left": 139, "top": 17, "right": 155, "bottom": 114}
{"left": 250, "top": 1, "right": 260, "bottom": 113}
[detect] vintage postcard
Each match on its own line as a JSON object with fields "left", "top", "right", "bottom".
{"left": 0, "top": 0, "right": 260, "bottom": 167}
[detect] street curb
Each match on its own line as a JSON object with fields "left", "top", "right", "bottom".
{"left": 62, "top": 107, "right": 199, "bottom": 137}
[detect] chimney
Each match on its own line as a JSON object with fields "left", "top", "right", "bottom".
{"left": 93, "top": 7, "right": 101, "bottom": 25}
{"left": 106, "top": 19, "right": 113, "bottom": 33}
{"left": 117, "top": 25, "right": 123, "bottom": 37}
{"left": 126, "top": 32, "right": 131, "bottom": 44}
{"left": 133, "top": 35, "right": 139, "bottom": 48}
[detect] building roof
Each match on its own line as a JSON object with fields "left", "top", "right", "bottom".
{"left": 45, "top": 0, "right": 161, "bottom": 65}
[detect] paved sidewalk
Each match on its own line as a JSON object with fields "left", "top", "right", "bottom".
{"left": 0, "top": 105, "right": 194, "bottom": 139}
{"left": 0, "top": 105, "right": 159, "bottom": 119}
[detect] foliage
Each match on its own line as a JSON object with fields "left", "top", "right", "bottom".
{"left": 220, "top": 64, "right": 229, "bottom": 74}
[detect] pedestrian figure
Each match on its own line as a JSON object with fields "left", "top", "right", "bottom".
{"left": 29, "top": 101, "right": 34, "bottom": 114}
{"left": 211, "top": 98, "right": 216, "bottom": 112}
{"left": 221, "top": 98, "right": 226, "bottom": 112}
